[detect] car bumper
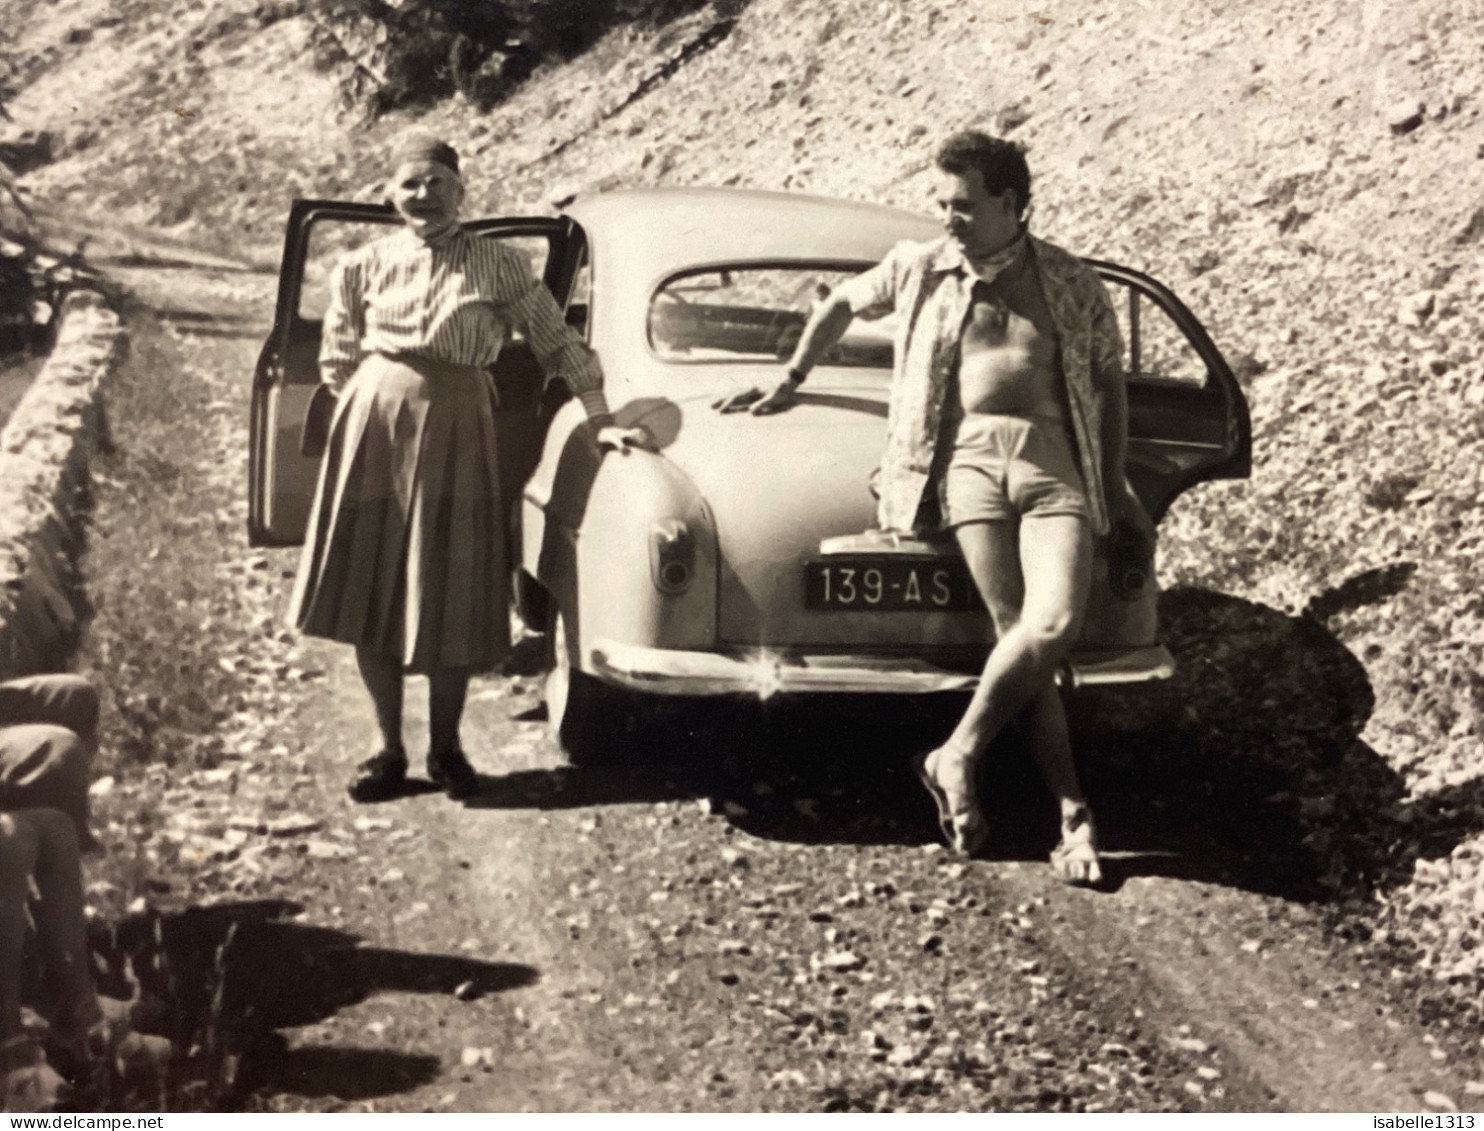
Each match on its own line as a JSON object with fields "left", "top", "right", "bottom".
{"left": 589, "top": 639, "right": 1175, "bottom": 698}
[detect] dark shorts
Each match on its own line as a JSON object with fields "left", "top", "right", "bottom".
{"left": 942, "top": 413, "right": 1090, "bottom": 528}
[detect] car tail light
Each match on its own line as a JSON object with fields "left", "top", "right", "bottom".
{"left": 650, "top": 519, "right": 695, "bottom": 594}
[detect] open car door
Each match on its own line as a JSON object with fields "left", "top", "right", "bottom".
{"left": 247, "top": 199, "right": 581, "bottom": 547}
{"left": 1090, "top": 261, "right": 1252, "bottom": 522}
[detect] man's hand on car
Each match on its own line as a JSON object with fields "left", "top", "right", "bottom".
{"left": 713, "top": 378, "right": 800, "bottom": 415}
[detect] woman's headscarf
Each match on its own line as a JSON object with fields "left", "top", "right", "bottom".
{"left": 389, "top": 134, "right": 461, "bottom": 179}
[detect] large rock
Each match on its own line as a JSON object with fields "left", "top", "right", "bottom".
{"left": 0, "top": 130, "right": 55, "bottom": 176}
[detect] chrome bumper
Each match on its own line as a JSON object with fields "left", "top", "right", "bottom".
{"left": 589, "top": 639, "right": 1175, "bottom": 698}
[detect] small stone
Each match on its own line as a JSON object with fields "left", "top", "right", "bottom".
{"left": 1462, "top": 1081, "right": 1484, "bottom": 1096}
{"left": 819, "top": 950, "right": 865, "bottom": 972}
{"left": 1423, "top": 1092, "right": 1458, "bottom": 1112}
{"left": 380, "top": 868, "right": 406, "bottom": 884}
{"left": 88, "top": 776, "right": 115, "bottom": 798}
{"left": 304, "top": 839, "right": 354, "bottom": 860}
{"left": 1399, "top": 290, "right": 1436, "bottom": 327}
{"left": 1197, "top": 1066, "right": 1222, "bottom": 1081}
{"left": 1169, "top": 1036, "right": 1210, "bottom": 1054}
{"left": 720, "top": 847, "right": 749, "bottom": 869}
{"left": 454, "top": 981, "right": 483, "bottom": 1002}
{"left": 1183, "top": 1081, "right": 1205, "bottom": 1097}
{"left": 353, "top": 817, "right": 393, "bottom": 832}
{"left": 1240, "top": 939, "right": 1263, "bottom": 953}
{"left": 1387, "top": 98, "right": 1426, "bottom": 134}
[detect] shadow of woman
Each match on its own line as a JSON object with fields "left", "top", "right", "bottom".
{"left": 86, "top": 899, "right": 537, "bottom": 1108}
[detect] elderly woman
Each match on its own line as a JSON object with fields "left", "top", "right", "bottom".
{"left": 290, "top": 135, "right": 647, "bottom": 803}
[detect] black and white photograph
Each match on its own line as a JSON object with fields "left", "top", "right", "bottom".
{"left": 0, "top": 0, "right": 1481, "bottom": 1114}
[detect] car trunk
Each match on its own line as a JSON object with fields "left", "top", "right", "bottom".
{"left": 653, "top": 380, "right": 992, "bottom": 653}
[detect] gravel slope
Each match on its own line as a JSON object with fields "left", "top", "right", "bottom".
{"left": 7, "top": 0, "right": 1484, "bottom": 1058}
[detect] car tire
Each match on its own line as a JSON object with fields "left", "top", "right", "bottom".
{"left": 545, "top": 611, "right": 637, "bottom": 765}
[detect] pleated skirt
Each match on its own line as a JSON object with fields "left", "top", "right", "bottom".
{"left": 289, "top": 353, "right": 510, "bottom": 674}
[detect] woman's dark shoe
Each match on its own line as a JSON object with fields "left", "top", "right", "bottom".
{"left": 348, "top": 747, "right": 408, "bottom": 802}
{"left": 427, "top": 748, "right": 479, "bottom": 800}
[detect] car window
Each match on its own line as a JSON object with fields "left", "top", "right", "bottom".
{"left": 1110, "top": 282, "right": 1208, "bottom": 388}
{"left": 649, "top": 264, "right": 897, "bottom": 367}
{"left": 296, "top": 223, "right": 551, "bottom": 325}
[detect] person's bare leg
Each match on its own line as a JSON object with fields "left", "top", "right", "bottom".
{"left": 1017, "top": 685, "right": 1102, "bottom": 885}
{"left": 0, "top": 814, "right": 39, "bottom": 1045}
{"left": 1013, "top": 514, "right": 1100, "bottom": 884}
{"left": 348, "top": 648, "right": 407, "bottom": 800}
{"left": 355, "top": 646, "right": 405, "bottom": 756}
{"left": 947, "top": 514, "right": 1089, "bottom": 758}
{"left": 428, "top": 667, "right": 470, "bottom": 759}
{"left": 925, "top": 515, "right": 1091, "bottom": 856}
{"left": 23, "top": 811, "right": 101, "bottom": 1042}
{"left": 427, "top": 667, "right": 477, "bottom": 798}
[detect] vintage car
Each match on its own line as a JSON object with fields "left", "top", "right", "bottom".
{"left": 249, "top": 188, "right": 1251, "bottom": 760}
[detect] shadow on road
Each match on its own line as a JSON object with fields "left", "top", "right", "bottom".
{"left": 87, "top": 899, "right": 537, "bottom": 1107}
{"left": 468, "top": 587, "right": 1467, "bottom": 907}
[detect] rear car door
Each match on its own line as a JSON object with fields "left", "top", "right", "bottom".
{"left": 247, "top": 200, "right": 581, "bottom": 547}
{"left": 1089, "top": 261, "right": 1252, "bottom": 521}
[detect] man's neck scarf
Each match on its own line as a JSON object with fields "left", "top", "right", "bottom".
{"left": 961, "top": 228, "right": 1030, "bottom": 286}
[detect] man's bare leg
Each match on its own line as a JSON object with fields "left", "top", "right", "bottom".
{"left": 923, "top": 514, "right": 1094, "bottom": 872}
{"left": 1017, "top": 685, "right": 1102, "bottom": 885}
{"left": 948, "top": 513, "right": 1090, "bottom": 755}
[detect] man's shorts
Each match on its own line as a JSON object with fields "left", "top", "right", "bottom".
{"left": 942, "top": 413, "right": 1090, "bottom": 528}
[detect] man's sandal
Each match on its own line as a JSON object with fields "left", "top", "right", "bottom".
{"left": 1051, "top": 806, "right": 1104, "bottom": 887}
{"left": 347, "top": 746, "right": 408, "bottom": 803}
{"left": 912, "top": 747, "right": 988, "bottom": 857}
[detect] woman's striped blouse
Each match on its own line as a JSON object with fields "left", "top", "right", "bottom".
{"left": 319, "top": 225, "right": 612, "bottom": 420}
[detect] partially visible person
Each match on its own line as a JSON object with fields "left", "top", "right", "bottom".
{"left": 290, "top": 134, "right": 651, "bottom": 804}
{"left": 0, "top": 809, "right": 167, "bottom": 1111}
{"left": 0, "top": 675, "right": 170, "bottom": 1110}
{"left": 0, "top": 675, "right": 99, "bottom": 849}
{"left": 716, "top": 131, "right": 1146, "bottom": 886}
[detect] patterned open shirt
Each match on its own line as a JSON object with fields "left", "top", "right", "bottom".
{"left": 836, "top": 233, "right": 1126, "bottom": 537}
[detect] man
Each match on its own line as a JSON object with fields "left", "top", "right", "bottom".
{"left": 717, "top": 131, "right": 1147, "bottom": 886}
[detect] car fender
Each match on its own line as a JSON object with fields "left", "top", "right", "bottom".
{"left": 522, "top": 401, "right": 718, "bottom": 676}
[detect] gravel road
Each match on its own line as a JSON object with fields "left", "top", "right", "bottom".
{"left": 70, "top": 255, "right": 1484, "bottom": 1114}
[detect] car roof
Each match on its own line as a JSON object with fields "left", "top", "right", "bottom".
{"left": 563, "top": 187, "right": 941, "bottom": 279}
{"left": 563, "top": 188, "right": 941, "bottom": 364}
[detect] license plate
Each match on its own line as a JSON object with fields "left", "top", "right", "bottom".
{"left": 805, "top": 558, "right": 983, "bottom": 612}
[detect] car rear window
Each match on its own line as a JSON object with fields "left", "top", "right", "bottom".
{"left": 649, "top": 264, "right": 896, "bottom": 367}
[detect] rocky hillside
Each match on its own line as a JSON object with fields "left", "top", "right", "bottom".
{"left": 7, "top": 0, "right": 1484, "bottom": 1003}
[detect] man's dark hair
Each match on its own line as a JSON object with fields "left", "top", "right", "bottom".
{"left": 935, "top": 131, "right": 1032, "bottom": 217}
